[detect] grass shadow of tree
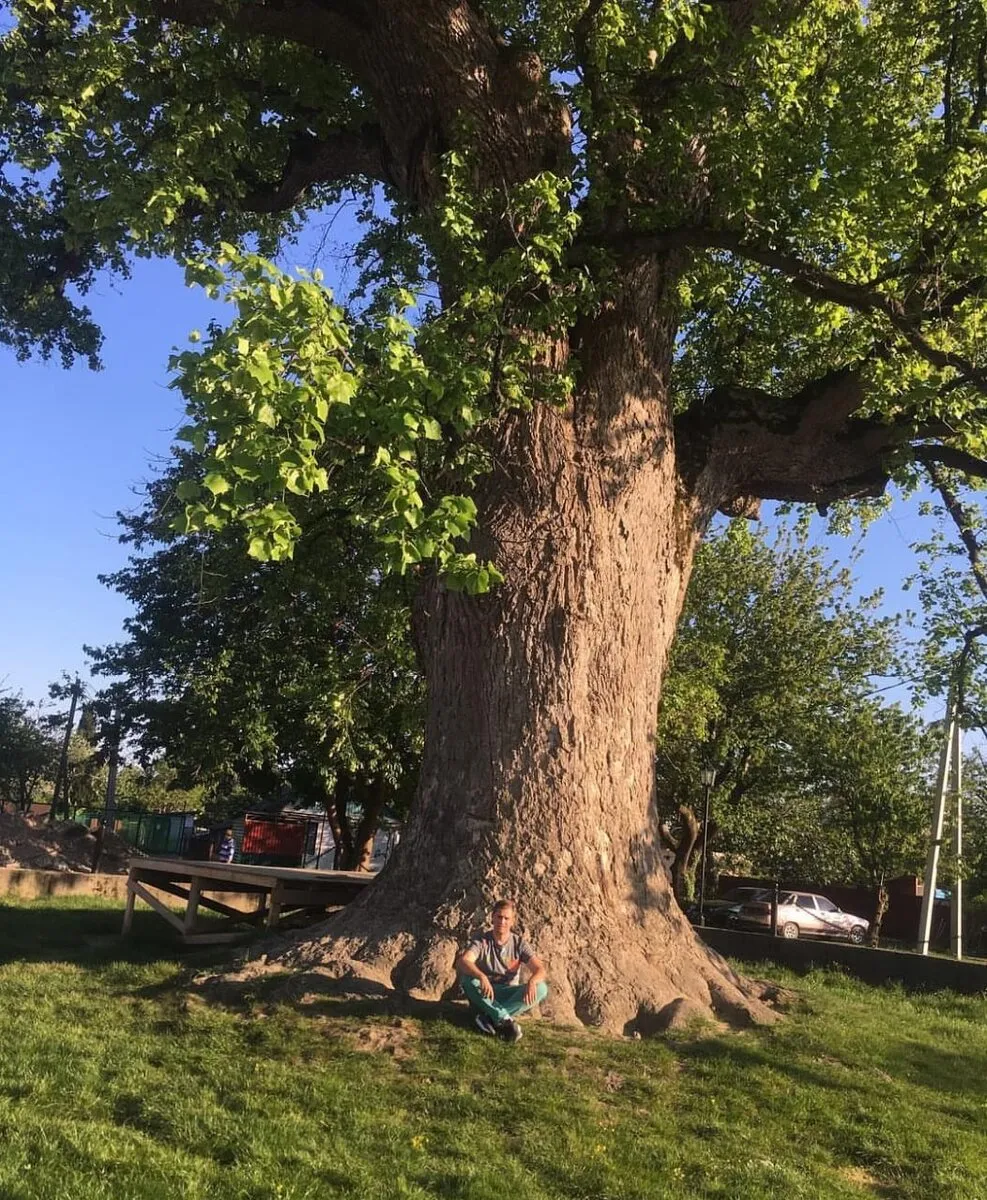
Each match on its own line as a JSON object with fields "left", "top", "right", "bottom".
{"left": 0, "top": 897, "right": 239, "bottom": 970}
{"left": 671, "top": 1028, "right": 875, "bottom": 1098}
{"left": 876, "top": 1035, "right": 987, "bottom": 1099}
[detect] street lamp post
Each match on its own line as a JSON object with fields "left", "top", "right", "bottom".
{"left": 696, "top": 765, "right": 716, "bottom": 927}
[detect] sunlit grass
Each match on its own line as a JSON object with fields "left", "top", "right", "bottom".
{"left": 1, "top": 895, "right": 985, "bottom": 1199}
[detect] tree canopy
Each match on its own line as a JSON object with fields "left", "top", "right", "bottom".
{"left": 5, "top": 0, "right": 987, "bottom": 1029}
{"left": 810, "top": 701, "right": 931, "bottom": 921}
{"left": 4, "top": 0, "right": 987, "bottom": 564}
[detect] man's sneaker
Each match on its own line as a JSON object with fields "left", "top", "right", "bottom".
{"left": 475, "top": 1013, "right": 497, "bottom": 1036}
{"left": 497, "top": 1018, "right": 523, "bottom": 1044}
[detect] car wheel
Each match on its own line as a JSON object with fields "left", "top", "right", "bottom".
{"left": 781, "top": 922, "right": 799, "bottom": 940}
{"left": 849, "top": 925, "right": 867, "bottom": 945}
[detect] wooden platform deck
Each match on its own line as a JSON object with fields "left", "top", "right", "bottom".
{"left": 121, "top": 857, "right": 373, "bottom": 945}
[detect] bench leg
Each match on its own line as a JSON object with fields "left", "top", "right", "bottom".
{"left": 265, "top": 881, "right": 284, "bottom": 930}
{"left": 183, "top": 876, "right": 202, "bottom": 934}
{"left": 121, "top": 869, "right": 137, "bottom": 935}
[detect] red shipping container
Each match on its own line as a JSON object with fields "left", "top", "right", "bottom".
{"left": 242, "top": 817, "right": 305, "bottom": 858}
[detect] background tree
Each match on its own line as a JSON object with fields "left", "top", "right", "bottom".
{"left": 719, "top": 789, "right": 858, "bottom": 889}
{"left": 960, "top": 750, "right": 987, "bottom": 906}
{"left": 88, "top": 452, "right": 423, "bottom": 868}
{"left": 61, "top": 705, "right": 106, "bottom": 812}
{"left": 0, "top": 695, "right": 57, "bottom": 813}
{"left": 656, "top": 523, "right": 902, "bottom": 902}
{"left": 5, "top": 0, "right": 987, "bottom": 1027}
{"left": 44, "top": 675, "right": 85, "bottom": 822}
{"left": 114, "top": 760, "right": 207, "bottom": 814}
{"left": 809, "top": 703, "right": 932, "bottom": 942}
{"left": 909, "top": 470, "right": 987, "bottom": 730}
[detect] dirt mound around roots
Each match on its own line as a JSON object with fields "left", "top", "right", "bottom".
{"left": 0, "top": 810, "right": 132, "bottom": 874}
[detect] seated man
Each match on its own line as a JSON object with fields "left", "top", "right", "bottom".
{"left": 455, "top": 899, "right": 548, "bottom": 1043}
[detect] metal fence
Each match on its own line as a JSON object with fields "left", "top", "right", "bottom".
{"left": 71, "top": 809, "right": 196, "bottom": 857}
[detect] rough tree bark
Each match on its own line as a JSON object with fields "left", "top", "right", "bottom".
{"left": 333, "top": 777, "right": 388, "bottom": 871}
{"left": 327, "top": 804, "right": 346, "bottom": 871}
{"left": 348, "top": 779, "right": 388, "bottom": 871}
{"left": 261, "top": 292, "right": 904, "bottom": 1034}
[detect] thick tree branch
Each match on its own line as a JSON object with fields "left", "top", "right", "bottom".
{"left": 578, "top": 225, "right": 987, "bottom": 390}
{"left": 241, "top": 125, "right": 387, "bottom": 212}
{"left": 151, "top": 0, "right": 570, "bottom": 211}
{"left": 658, "top": 822, "right": 679, "bottom": 852}
{"left": 924, "top": 459, "right": 987, "bottom": 604}
{"left": 146, "top": 0, "right": 367, "bottom": 65}
{"left": 676, "top": 367, "right": 908, "bottom": 510}
{"left": 679, "top": 364, "right": 987, "bottom": 518}
{"left": 915, "top": 444, "right": 987, "bottom": 482}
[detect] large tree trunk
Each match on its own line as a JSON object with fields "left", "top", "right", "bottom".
{"left": 266, "top": 278, "right": 773, "bottom": 1032}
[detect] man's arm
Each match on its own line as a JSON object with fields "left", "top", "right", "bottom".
{"left": 455, "top": 946, "right": 494, "bottom": 999}
{"left": 523, "top": 953, "right": 547, "bottom": 1006}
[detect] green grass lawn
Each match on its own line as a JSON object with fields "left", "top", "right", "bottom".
{"left": 1, "top": 895, "right": 986, "bottom": 1200}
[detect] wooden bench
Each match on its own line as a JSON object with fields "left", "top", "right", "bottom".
{"left": 121, "top": 857, "right": 373, "bottom": 944}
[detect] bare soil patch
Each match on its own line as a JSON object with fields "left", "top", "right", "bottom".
{"left": 838, "top": 1165, "right": 893, "bottom": 1194}
{"left": 0, "top": 810, "right": 131, "bottom": 874}
{"left": 346, "top": 1017, "right": 421, "bottom": 1060}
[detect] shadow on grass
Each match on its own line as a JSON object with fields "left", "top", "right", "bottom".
{"left": 879, "top": 1036, "right": 987, "bottom": 1099}
{"left": 0, "top": 898, "right": 474, "bottom": 1033}
{"left": 0, "top": 897, "right": 242, "bottom": 970}
{"left": 672, "top": 1029, "right": 874, "bottom": 1099}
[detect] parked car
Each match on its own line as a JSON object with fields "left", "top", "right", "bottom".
{"left": 686, "top": 886, "right": 771, "bottom": 927}
{"left": 732, "top": 890, "right": 870, "bottom": 944}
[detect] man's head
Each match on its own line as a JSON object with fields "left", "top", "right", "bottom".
{"left": 491, "top": 899, "right": 515, "bottom": 941}
{"left": 224, "top": 827, "right": 233, "bottom": 838}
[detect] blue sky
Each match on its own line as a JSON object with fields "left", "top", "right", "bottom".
{"left": 0, "top": 221, "right": 370, "bottom": 709}
{"left": 0, "top": 257, "right": 219, "bottom": 707}
{"left": 0, "top": 243, "right": 933, "bottom": 711}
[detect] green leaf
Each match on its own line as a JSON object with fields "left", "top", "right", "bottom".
{"left": 203, "top": 472, "right": 231, "bottom": 497}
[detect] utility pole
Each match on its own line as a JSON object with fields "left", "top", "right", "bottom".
{"left": 696, "top": 765, "right": 716, "bottom": 927}
{"left": 950, "top": 717, "right": 963, "bottom": 960}
{"left": 48, "top": 677, "right": 82, "bottom": 824}
{"left": 918, "top": 694, "right": 956, "bottom": 955}
{"left": 91, "top": 722, "right": 120, "bottom": 874}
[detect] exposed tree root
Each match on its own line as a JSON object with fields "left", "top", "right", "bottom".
{"left": 194, "top": 889, "right": 780, "bottom": 1036}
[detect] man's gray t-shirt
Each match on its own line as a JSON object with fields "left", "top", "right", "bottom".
{"left": 466, "top": 931, "right": 535, "bottom": 986}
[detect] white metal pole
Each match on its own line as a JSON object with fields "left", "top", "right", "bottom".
{"left": 951, "top": 719, "right": 963, "bottom": 960}
{"left": 697, "top": 780, "right": 713, "bottom": 927}
{"left": 918, "top": 696, "right": 955, "bottom": 955}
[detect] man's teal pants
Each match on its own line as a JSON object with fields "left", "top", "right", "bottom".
{"left": 459, "top": 975, "right": 549, "bottom": 1025}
